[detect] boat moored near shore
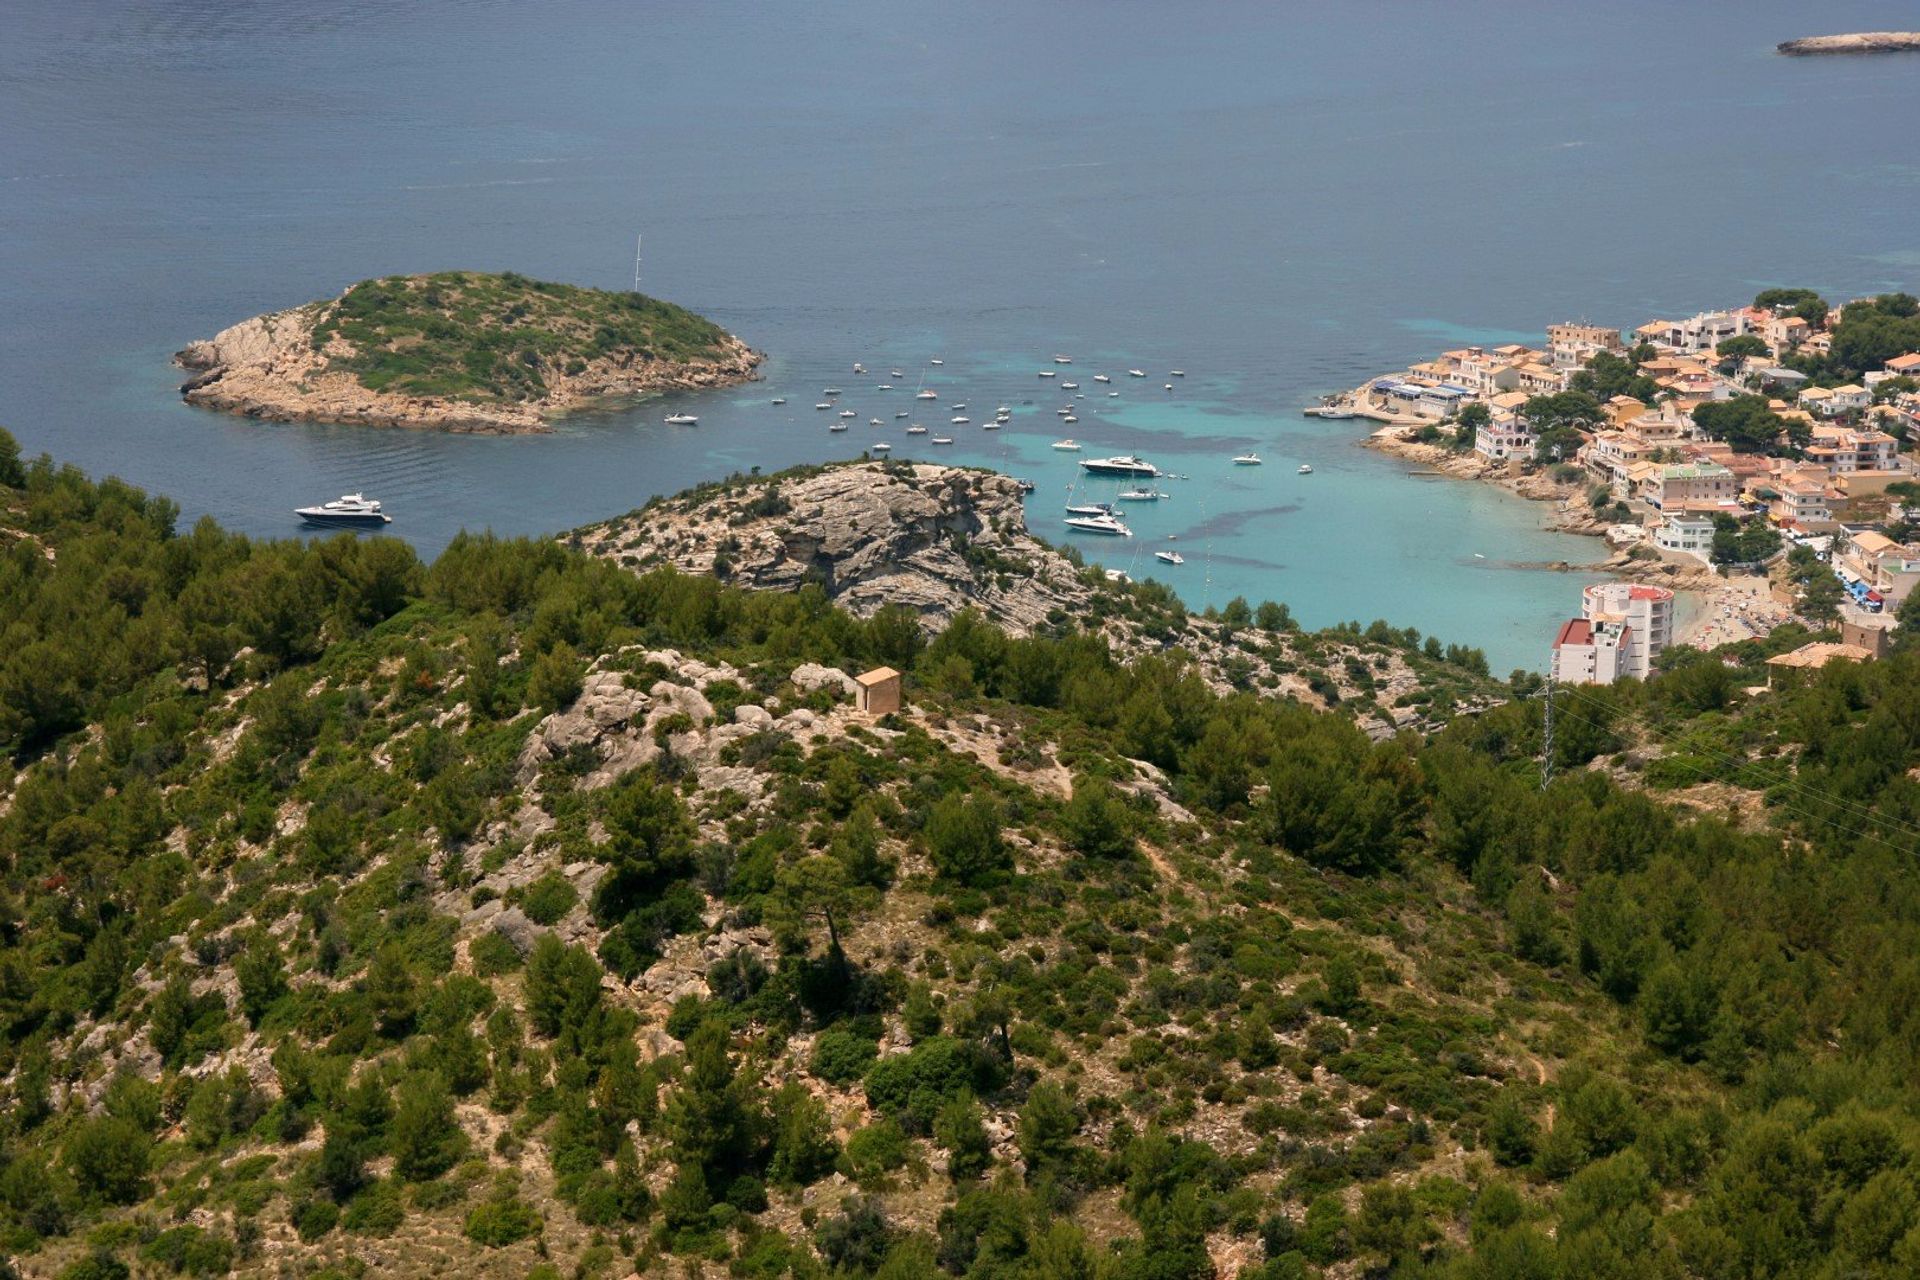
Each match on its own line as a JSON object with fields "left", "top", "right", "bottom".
{"left": 296, "top": 493, "right": 392, "bottom": 527}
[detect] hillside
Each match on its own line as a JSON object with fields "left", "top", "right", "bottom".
{"left": 175, "top": 272, "right": 761, "bottom": 433}
{"left": 6, "top": 428, "right": 1920, "bottom": 1279}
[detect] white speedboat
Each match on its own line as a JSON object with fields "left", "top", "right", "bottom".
{"left": 896, "top": 411, "right": 910, "bottom": 418}
{"left": 932, "top": 435, "right": 954, "bottom": 445}
{"left": 877, "top": 384, "right": 893, "bottom": 390}
{"left": 907, "top": 424, "right": 928, "bottom": 434}
{"left": 664, "top": 412, "right": 699, "bottom": 425}
{"left": 952, "top": 416, "right": 970, "bottom": 424}
{"left": 1038, "top": 370, "right": 1057, "bottom": 378}
{"left": 1065, "top": 501, "right": 1115, "bottom": 516}
{"left": 917, "top": 389, "right": 937, "bottom": 400}
{"left": 852, "top": 363, "right": 866, "bottom": 374}
{"left": 995, "top": 406, "right": 1010, "bottom": 415}
{"left": 1062, "top": 381, "right": 1079, "bottom": 390}
{"left": 839, "top": 409, "right": 858, "bottom": 418}
{"left": 1053, "top": 354, "right": 1072, "bottom": 364}
{"left": 829, "top": 422, "right": 849, "bottom": 432}
{"left": 296, "top": 493, "right": 391, "bottom": 527}
{"left": 1171, "top": 369, "right": 1186, "bottom": 377}
{"left": 1128, "top": 369, "right": 1145, "bottom": 377}
{"left": 1065, "top": 513, "right": 1131, "bottom": 536}
{"left": 1164, "top": 383, "right": 1174, "bottom": 391}
{"left": 1052, "top": 438, "right": 1081, "bottom": 451}
{"left": 1107, "top": 391, "right": 1120, "bottom": 397}
{"left": 929, "top": 358, "right": 944, "bottom": 365}
{"left": 890, "top": 369, "right": 904, "bottom": 378}
{"left": 982, "top": 421, "right": 1001, "bottom": 430}
{"left": 771, "top": 397, "right": 786, "bottom": 405}
{"left": 1117, "top": 488, "right": 1163, "bottom": 501}
{"left": 951, "top": 403, "right": 967, "bottom": 410}
{"left": 1094, "top": 374, "right": 1111, "bottom": 383}
{"left": 1155, "top": 550, "right": 1185, "bottom": 565}
{"left": 869, "top": 417, "right": 884, "bottom": 426}
{"left": 815, "top": 402, "right": 832, "bottom": 410}
{"left": 872, "top": 442, "right": 892, "bottom": 453}
{"left": 824, "top": 387, "right": 842, "bottom": 395}
{"left": 1233, "top": 452, "right": 1262, "bottom": 466}
{"left": 1080, "top": 455, "right": 1160, "bottom": 478}
{"left": 1104, "top": 568, "right": 1131, "bottom": 583}
{"left": 1063, "top": 415, "right": 1078, "bottom": 424}
{"left": 1298, "top": 463, "right": 1313, "bottom": 474}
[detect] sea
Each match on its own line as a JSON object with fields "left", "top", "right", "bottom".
{"left": 5, "top": 0, "right": 1919, "bottom": 673}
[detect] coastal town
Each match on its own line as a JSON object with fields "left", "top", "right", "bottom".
{"left": 1322, "top": 289, "right": 1920, "bottom": 683}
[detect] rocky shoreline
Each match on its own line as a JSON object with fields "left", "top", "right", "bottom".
{"left": 1777, "top": 32, "right": 1920, "bottom": 56}
{"left": 174, "top": 293, "right": 761, "bottom": 434}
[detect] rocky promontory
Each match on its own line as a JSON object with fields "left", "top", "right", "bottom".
{"left": 1777, "top": 32, "right": 1920, "bottom": 56}
{"left": 575, "top": 460, "right": 1511, "bottom": 734}
{"left": 175, "top": 271, "right": 760, "bottom": 433}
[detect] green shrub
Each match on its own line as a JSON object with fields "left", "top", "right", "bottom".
{"left": 519, "top": 871, "right": 578, "bottom": 925}
{"left": 465, "top": 1194, "right": 543, "bottom": 1247}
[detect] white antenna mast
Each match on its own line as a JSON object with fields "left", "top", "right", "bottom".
{"left": 632, "top": 234, "right": 643, "bottom": 293}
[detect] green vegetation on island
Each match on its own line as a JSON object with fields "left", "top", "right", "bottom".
{"left": 309, "top": 271, "right": 741, "bottom": 404}
{"left": 10, "top": 429, "right": 1920, "bottom": 1277}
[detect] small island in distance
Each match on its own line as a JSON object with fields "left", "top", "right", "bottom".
{"left": 175, "top": 270, "right": 761, "bottom": 433}
{"left": 1777, "top": 31, "right": 1920, "bottom": 56}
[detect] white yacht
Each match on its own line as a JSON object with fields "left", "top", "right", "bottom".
{"left": 839, "top": 409, "right": 858, "bottom": 418}
{"left": 1062, "top": 381, "right": 1079, "bottom": 390}
{"left": 815, "top": 402, "right": 832, "bottom": 410}
{"left": 1233, "top": 452, "right": 1262, "bottom": 466}
{"left": 664, "top": 413, "right": 699, "bottom": 425}
{"left": 1155, "top": 550, "right": 1185, "bottom": 565}
{"left": 982, "top": 420, "right": 1001, "bottom": 430}
{"left": 1053, "top": 354, "right": 1072, "bottom": 364}
{"left": 829, "top": 421, "right": 849, "bottom": 432}
{"left": 1065, "top": 500, "right": 1115, "bottom": 516}
{"left": 1052, "top": 438, "right": 1082, "bottom": 451}
{"left": 771, "top": 397, "right": 786, "bottom": 405}
{"left": 1094, "top": 374, "right": 1111, "bottom": 383}
{"left": 1080, "top": 455, "right": 1160, "bottom": 478}
{"left": 296, "top": 494, "right": 391, "bottom": 528}
{"left": 1128, "top": 369, "right": 1146, "bottom": 377}
{"left": 890, "top": 369, "right": 904, "bottom": 378}
{"left": 872, "top": 442, "right": 892, "bottom": 453}
{"left": 1171, "top": 369, "right": 1186, "bottom": 377}
{"left": 1116, "top": 488, "right": 1163, "bottom": 501}
{"left": 929, "top": 358, "right": 944, "bottom": 365}
{"left": 869, "top": 417, "right": 884, "bottom": 426}
{"left": 917, "top": 389, "right": 937, "bottom": 400}
{"left": 1038, "top": 370, "right": 1057, "bottom": 378}
{"left": 823, "top": 387, "right": 842, "bottom": 395}
{"left": 1062, "top": 415, "right": 1078, "bottom": 424}
{"left": 995, "top": 406, "right": 1010, "bottom": 416}
{"left": 907, "top": 424, "right": 929, "bottom": 434}
{"left": 1108, "top": 391, "right": 1120, "bottom": 398}
{"left": 1065, "top": 513, "right": 1131, "bottom": 536}
{"left": 951, "top": 415, "right": 970, "bottom": 424}
{"left": 852, "top": 363, "right": 866, "bottom": 374}
{"left": 951, "top": 403, "right": 967, "bottom": 410}
{"left": 896, "top": 411, "right": 910, "bottom": 418}
{"left": 877, "top": 384, "right": 893, "bottom": 390}
{"left": 932, "top": 435, "right": 954, "bottom": 445}
{"left": 1298, "top": 463, "right": 1313, "bottom": 474}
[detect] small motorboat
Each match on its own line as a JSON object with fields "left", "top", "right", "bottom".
{"left": 1117, "top": 488, "right": 1163, "bottom": 501}
{"left": 896, "top": 411, "right": 910, "bottom": 418}
{"left": 1233, "top": 453, "right": 1262, "bottom": 466}
{"left": 1015, "top": 477, "right": 1035, "bottom": 493}
{"left": 1062, "top": 381, "right": 1079, "bottom": 390}
{"left": 951, "top": 416, "right": 970, "bottom": 424}
{"left": 1063, "top": 415, "right": 1078, "bottom": 424}
{"left": 823, "top": 387, "right": 842, "bottom": 395}
{"left": 982, "top": 420, "right": 1001, "bottom": 430}
{"left": 1108, "top": 391, "right": 1120, "bottom": 398}
{"left": 917, "top": 389, "right": 937, "bottom": 400}
{"left": 829, "top": 422, "right": 849, "bottom": 432}
{"left": 877, "top": 384, "right": 893, "bottom": 390}
{"left": 852, "top": 363, "right": 866, "bottom": 374}
{"left": 663, "top": 413, "right": 698, "bottom": 425}
{"left": 815, "top": 402, "right": 832, "bottom": 410}
{"left": 932, "top": 435, "right": 954, "bottom": 445}
{"left": 1052, "top": 439, "right": 1082, "bottom": 451}
{"left": 1171, "top": 370, "right": 1186, "bottom": 377}
{"left": 1164, "top": 383, "right": 1174, "bottom": 391}
{"left": 1155, "top": 550, "right": 1185, "bottom": 565}
{"left": 869, "top": 417, "right": 884, "bottom": 426}
{"left": 1053, "top": 354, "right": 1072, "bottom": 364}
{"left": 771, "top": 397, "right": 786, "bottom": 405}
{"left": 890, "top": 369, "right": 904, "bottom": 378}
{"left": 1094, "top": 374, "right": 1111, "bottom": 383}
{"left": 930, "top": 358, "right": 944, "bottom": 365}
{"left": 907, "top": 424, "right": 929, "bottom": 434}
{"left": 871, "top": 442, "right": 893, "bottom": 453}
{"left": 951, "top": 403, "right": 967, "bottom": 410}
{"left": 1298, "top": 464, "right": 1314, "bottom": 474}
{"left": 1128, "top": 369, "right": 1145, "bottom": 377}
{"left": 1038, "top": 370, "right": 1057, "bottom": 378}
{"left": 839, "top": 409, "right": 858, "bottom": 418}
{"left": 995, "top": 405, "right": 1010, "bottom": 415}
{"left": 296, "top": 493, "right": 391, "bottom": 527}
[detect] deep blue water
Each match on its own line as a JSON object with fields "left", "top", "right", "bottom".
{"left": 5, "top": 0, "right": 1919, "bottom": 671}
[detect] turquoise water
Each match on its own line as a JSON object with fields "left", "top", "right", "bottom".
{"left": 5, "top": 1, "right": 1920, "bottom": 671}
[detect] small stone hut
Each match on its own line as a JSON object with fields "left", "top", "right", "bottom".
{"left": 854, "top": 667, "right": 902, "bottom": 716}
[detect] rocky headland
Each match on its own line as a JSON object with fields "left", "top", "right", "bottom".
{"left": 574, "top": 459, "right": 1509, "bottom": 734}
{"left": 1777, "top": 32, "right": 1920, "bottom": 55}
{"left": 175, "top": 271, "right": 760, "bottom": 433}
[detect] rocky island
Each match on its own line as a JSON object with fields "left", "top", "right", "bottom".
{"left": 1777, "top": 31, "right": 1920, "bottom": 56}
{"left": 175, "top": 270, "right": 761, "bottom": 433}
